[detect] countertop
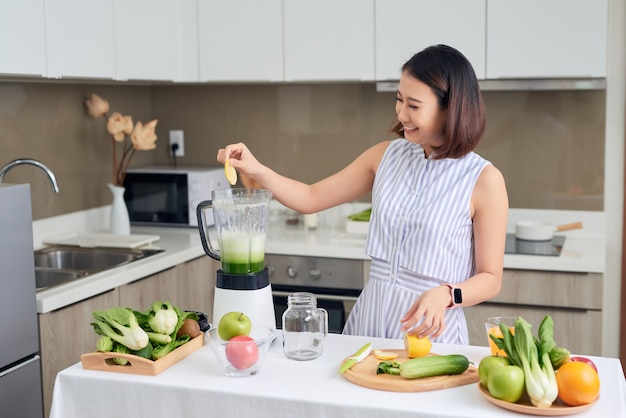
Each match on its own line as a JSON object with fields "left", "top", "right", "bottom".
{"left": 34, "top": 204, "right": 606, "bottom": 314}
{"left": 49, "top": 333, "right": 626, "bottom": 418}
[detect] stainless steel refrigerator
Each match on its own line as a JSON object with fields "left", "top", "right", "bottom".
{"left": 0, "top": 184, "right": 43, "bottom": 417}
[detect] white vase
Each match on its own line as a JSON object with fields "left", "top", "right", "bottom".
{"left": 108, "top": 183, "right": 131, "bottom": 235}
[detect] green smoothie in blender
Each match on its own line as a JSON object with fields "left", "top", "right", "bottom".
{"left": 219, "top": 231, "right": 267, "bottom": 274}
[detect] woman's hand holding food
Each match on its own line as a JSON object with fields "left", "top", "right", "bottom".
{"left": 216, "top": 142, "right": 265, "bottom": 180}
{"left": 399, "top": 285, "right": 451, "bottom": 338}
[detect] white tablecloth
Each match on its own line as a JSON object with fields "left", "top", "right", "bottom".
{"left": 50, "top": 333, "right": 626, "bottom": 418}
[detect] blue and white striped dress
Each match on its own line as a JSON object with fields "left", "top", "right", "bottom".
{"left": 343, "top": 139, "right": 491, "bottom": 344}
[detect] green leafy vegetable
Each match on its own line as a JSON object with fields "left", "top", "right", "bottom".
{"left": 347, "top": 208, "right": 372, "bottom": 222}
{"left": 146, "top": 331, "right": 172, "bottom": 346}
{"left": 376, "top": 361, "right": 401, "bottom": 375}
{"left": 91, "top": 307, "right": 149, "bottom": 351}
{"left": 112, "top": 343, "right": 130, "bottom": 365}
{"left": 490, "top": 316, "right": 558, "bottom": 408}
{"left": 548, "top": 346, "right": 571, "bottom": 370}
{"left": 146, "top": 301, "right": 178, "bottom": 335}
{"left": 132, "top": 341, "right": 153, "bottom": 360}
{"left": 92, "top": 303, "right": 200, "bottom": 362}
{"left": 96, "top": 336, "right": 113, "bottom": 353}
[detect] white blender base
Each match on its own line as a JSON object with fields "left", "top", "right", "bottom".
{"left": 213, "top": 285, "right": 276, "bottom": 331}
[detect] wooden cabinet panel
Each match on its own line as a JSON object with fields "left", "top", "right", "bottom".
{"left": 39, "top": 288, "right": 119, "bottom": 418}
{"left": 175, "top": 256, "right": 218, "bottom": 320}
{"left": 119, "top": 266, "right": 178, "bottom": 309}
{"left": 494, "top": 270, "right": 602, "bottom": 310}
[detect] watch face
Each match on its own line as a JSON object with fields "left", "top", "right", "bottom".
{"left": 453, "top": 288, "right": 463, "bottom": 304}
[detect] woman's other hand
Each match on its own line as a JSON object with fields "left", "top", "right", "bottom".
{"left": 399, "top": 285, "right": 451, "bottom": 338}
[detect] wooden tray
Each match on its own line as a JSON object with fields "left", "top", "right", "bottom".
{"left": 478, "top": 384, "right": 598, "bottom": 416}
{"left": 81, "top": 334, "right": 203, "bottom": 376}
{"left": 341, "top": 349, "right": 479, "bottom": 392}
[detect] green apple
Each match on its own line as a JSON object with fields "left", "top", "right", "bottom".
{"left": 487, "top": 365, "right": 525, "bottom": 403}
{"left": 218, "top": 312, "right": 252, "bottom": 340}
{"left": 478, "top": 355, "right": 511, "bottom": 387}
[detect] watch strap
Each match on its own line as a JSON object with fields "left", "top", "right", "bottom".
{"left": 443, "top": 284, "right": 462, "bottom": 307}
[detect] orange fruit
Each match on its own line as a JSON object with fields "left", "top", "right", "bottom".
{"left": 404, "top": 334, "right": 432, "bottom": 358}
{"left": 556, "top": 361, "right": 600, "bottom": 406}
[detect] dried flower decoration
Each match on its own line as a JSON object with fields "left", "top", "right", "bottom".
{"left": 84, "top": 94, "right": 158, "bottom": 186}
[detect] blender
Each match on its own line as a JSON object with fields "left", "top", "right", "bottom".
{"left": 196, "top": 188, "right": 276, "bottom": 331}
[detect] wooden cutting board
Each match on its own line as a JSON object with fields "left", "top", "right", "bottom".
{"left": 341, "top": 349, "right": 478, "bottom": 392}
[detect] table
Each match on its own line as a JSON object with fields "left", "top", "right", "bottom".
{"left": 50, "top": 333, "right": 626, "bottom": 418}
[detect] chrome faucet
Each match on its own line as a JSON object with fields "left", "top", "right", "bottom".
{"left": 0, "top": 158, "right": 60, "bottom": 193}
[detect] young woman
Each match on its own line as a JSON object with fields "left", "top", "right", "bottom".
{"left": 216, "top": 45, "right": 508, "bottom": 344}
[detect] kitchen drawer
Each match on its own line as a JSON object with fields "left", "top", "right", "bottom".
{"left": 492, "top": 270, "right": 602, "bottom": 310}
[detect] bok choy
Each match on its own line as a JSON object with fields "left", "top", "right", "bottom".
{"left": 490, "top": 316, "right": 558, "bottom": 408}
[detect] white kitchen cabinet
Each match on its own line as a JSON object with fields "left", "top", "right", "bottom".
{"left": 44, "top": 0, "right": 115, "bottom": 79}
{"left": 113, "top": 0, "right": 198, "bottom": 82}
{"left": 0, "top": 0, "right": 46, "bottom": 77}
{"left": 486, "top": 0, "right": 608, "bottom": 79}
{"left": 375, "top": 0, "right": 486, "bottom": 80}
{"left": 198, "top": 0, "right": 283, "bottom": 82}
{"left": 283, "top": 0, "right": 375, "bottom": 82}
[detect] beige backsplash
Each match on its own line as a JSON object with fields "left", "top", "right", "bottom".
{"left": 0, "top": 81, "right": 605, "bottom": 220}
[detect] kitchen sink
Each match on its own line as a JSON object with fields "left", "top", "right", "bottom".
{"left": 34, "top": 246, "right": 164, "bottom": 290}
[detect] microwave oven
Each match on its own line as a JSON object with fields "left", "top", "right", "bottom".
{"left": 123, "top": 166, "right": 228, "bottom": 227}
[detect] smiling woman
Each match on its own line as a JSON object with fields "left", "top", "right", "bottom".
{"left": 217, "top": 44, "right": 509, "bottom": 345}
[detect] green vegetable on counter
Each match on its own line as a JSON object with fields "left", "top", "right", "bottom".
{"left": 112, "top": 343, "right": 131, "bottom": 366}
{"left": 490, "top": 315, "right": 558, "bottom": 408}
{"left": 91, "top": 307, "right": 149, "bottom": 351}
{"left": 91, "top": 302, "right": 200, "bottom": 362}
{"left": 96, "top": 336, "right": 113, "bottom": 353}
{"left": 347, "top": 208, "right": 372, "bottom": 222}
{"left": 399, "top": 354, "right": 470, "bottom": 379}
{"left": 376, "top": 361, "right": 401, "bottom": 376}
{"left": 548, "top": 346, "right": 571, "bottom": 370}
{"left": 132, "top": 341, "right": 153, "bottom": 360}
{"left": 146, "top": 301, "right": 178, "bottom": 335}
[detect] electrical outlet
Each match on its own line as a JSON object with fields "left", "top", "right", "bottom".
{"left": 169, "top": 130, "right": 185, "bottom": 157}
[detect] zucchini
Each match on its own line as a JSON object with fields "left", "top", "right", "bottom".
{"left": 399, "top": 354, "right": 470, "bottom": 379}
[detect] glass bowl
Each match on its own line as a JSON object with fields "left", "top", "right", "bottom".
{"left": 207, "top": 325, "right": 276, "bottom": 377}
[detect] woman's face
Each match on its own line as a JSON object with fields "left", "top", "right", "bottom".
{"left": 395, "top": 71, "right": 447, "bottom": 155}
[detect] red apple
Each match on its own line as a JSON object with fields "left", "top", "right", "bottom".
{"left": 570, "top": 356, "right": 598, "bottom": 372}
{"left": 225, "top": 335, "right": 259, "bottom": 370}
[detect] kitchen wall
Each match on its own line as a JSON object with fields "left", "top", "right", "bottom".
{"left": 0, "top": 81, "right": 605, "bottom": 220}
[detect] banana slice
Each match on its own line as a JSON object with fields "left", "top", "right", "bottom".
{"left": 224, "top": 159, "right": 237, "bottom": 185}
{"left": 373, "top": 349, "right": 399, "bottom": 361}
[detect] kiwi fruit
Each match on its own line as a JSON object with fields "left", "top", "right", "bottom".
{"left": 177, "top": 318, "right": 202, "bottom": 338}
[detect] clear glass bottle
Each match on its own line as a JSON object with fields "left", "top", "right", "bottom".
{"left": 282, "top": 292, "right": 328, "bottom": 360}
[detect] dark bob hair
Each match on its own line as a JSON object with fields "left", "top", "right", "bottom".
{"left": 391, "top": 44, "right": 485, "bottom": 159}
